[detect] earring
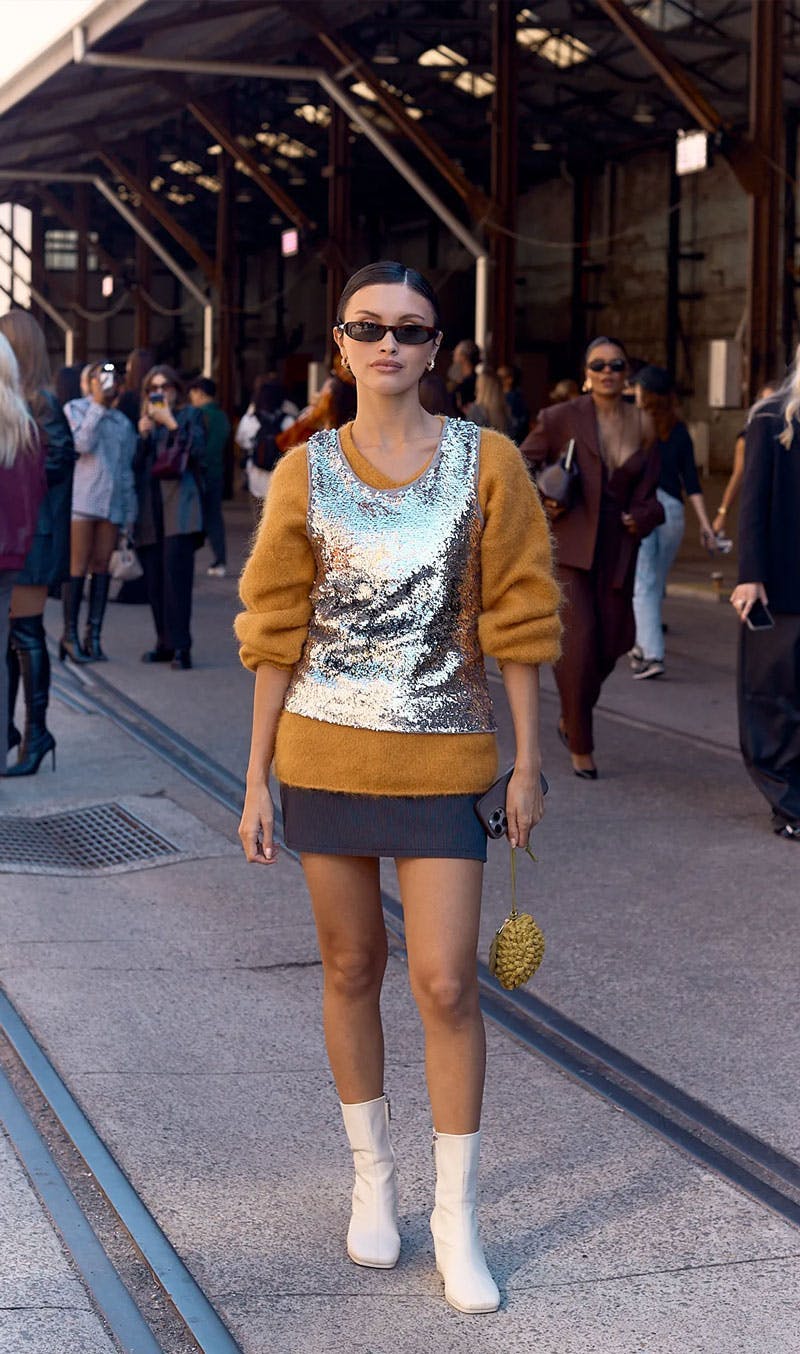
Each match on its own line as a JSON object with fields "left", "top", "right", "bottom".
{"left": 582, "top": 378, "right": 591, "bottom": 392}
{"left": 340, "top": 353, "right": 349, "bottom": 370}
{"left": 427, "top": 356, "right": 436, "bottom": 371}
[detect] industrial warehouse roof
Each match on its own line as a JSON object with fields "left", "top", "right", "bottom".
{"left": 1, "top": 1, "right": 799, "bottom": 261}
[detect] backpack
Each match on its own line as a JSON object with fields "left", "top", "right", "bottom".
{"left": 252, "top": 408, "right": 283, "bottom": 471}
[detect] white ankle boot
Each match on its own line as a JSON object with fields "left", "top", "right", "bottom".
{"left": 340, "top": 1095, "right": 401, "bottom": 1268}
{"left": 430, "top": 1130, "right": 500, "bottom": 1313}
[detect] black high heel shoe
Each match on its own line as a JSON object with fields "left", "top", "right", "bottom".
{"left": 573, "top": 766, "right": 598, "bottom": 781}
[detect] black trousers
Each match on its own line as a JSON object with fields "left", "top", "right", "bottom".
{"left": 738, "top": 613, "right": 800, "bottom": 823}
{"left": 138, "top": 535, "right": 195, "bottom": 652}
{"left": 202, "top": 475, "right": 226, "bottom": 565}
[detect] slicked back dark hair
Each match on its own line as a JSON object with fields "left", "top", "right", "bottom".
{"left": 336, "top": 261, "right": 441, "bottom": 330}
{"left": 584, "top": 335, "right": 629, "bottom": 365}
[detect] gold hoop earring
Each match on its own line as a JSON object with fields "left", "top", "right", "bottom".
{"left": 582, "top": 378, "right": 591, "bottom": 392}
{"left": 340, "top": 353, "right": 349, "bottom": 370}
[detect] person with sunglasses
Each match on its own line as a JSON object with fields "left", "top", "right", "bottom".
{"left": 521, "top": 336, "right": 663, "bottom": 778}
{"left": 236, "top": 261, "right": 560, "bottom": 1313}
{"left": 133, "top": 365, "right": 206, "bottom": 669}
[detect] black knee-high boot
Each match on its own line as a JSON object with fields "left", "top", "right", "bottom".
{"left": 59, "top": 576, "right": 90, "bottom": 663}
{"left": 6, "top": 639, "right": 20, "bottom": 750}
{"left": 83, "top": 573, "right": 111, "bottom": 661}
{"left": 4, "top": 616, "right": 56, "bottom": 777}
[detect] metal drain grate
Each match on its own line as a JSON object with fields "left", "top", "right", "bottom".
{"left": 0, "top": 803, "right": 179, "bottom": 873}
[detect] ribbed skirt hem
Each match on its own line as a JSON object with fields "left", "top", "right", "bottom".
{"left": 279, "top": 785, "right": 488, "bottom": 861}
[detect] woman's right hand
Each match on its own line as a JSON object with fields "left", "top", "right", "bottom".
{"left": 239, "top": 780, "right": 278, "bottom": 864}
{"left": 138, "top": 415, "right": 154, "bottom": 436}
{"left": 730, "top": 581, "right": 767, "bottom": 623}
{"left": 543, "top": 497, "right": 566, "bottom": 521}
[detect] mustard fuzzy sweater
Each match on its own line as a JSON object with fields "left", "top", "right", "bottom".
{"left": 236, "top": 421, "right": 561, "bottom": 795}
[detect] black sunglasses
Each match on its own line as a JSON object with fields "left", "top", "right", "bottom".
{"left": 587, "top": 358, "right": 626, "bottom": 373}
{"left": 339, "top": 321, "right": 437, "bottom": 346}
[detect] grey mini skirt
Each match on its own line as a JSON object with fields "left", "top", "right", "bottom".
{"left": 279, "top": 785, "right": 488, "bottom": 861}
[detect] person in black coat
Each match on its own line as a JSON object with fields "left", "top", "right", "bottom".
{"left": 731, "top": 386, "right": 800, "bottom": 839}
{"left": 0, "top": 310, "right": 76, "bottom": 777}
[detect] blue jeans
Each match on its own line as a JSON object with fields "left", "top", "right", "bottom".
{"left": 633, "top": 488, "right": 684, "bottom": 661}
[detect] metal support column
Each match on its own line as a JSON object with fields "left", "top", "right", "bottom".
{"left": 134, "top": 138, "right": 151, "bottom": 350}
{"left": 74, "top": 183, "right": 89, "bottom": 358}
{"left": 783, "top": 108, "right": 798, "bottom": 367}
{"left": 325, "top": 101, "right": 350, "bottom": 361}
{"left": 490, "top": 0, "right": 518, "bottom": 367}
{"left": 569, "top": 172, "right": 590, "bottom": 374}
{"left": 215, "top": 148, "right": 235, "bottom": 418}
{"left": 666, "top": 155, "right": 681, "bottom": 378}
{"left": 746, "top": 0, "right": 784, "bottom": 399}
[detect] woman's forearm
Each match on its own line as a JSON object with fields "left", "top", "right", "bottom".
{"left": 500, "top": 661, "right": 542, "bottom": 773}
{"left": 246, "top": 663, "right": 293, "bottom": 785}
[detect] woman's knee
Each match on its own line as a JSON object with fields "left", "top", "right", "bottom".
{"left": 323, "top": 945, "right": 386, "bottom": 1001}
{"left": 411, "top": 970, "right": 478, "bottom": 1025}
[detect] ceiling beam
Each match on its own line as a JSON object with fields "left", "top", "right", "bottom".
{"left": 289, "top": 4, "right": 494, "bottom": 222}
{"left": 168, "top": 85, "right": 315, "bottom": 233}
{"left": 98, "top": 149, "right": 215, "bottom": 281}
{"left": 594, "top": 0, "right": 761, "bottom": 194}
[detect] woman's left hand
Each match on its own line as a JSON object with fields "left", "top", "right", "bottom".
{"left": 505, "top": 767, "right": 544, "bottom": 850}
{"left": 621, "top": 511, "right": 639, "bottom": 536}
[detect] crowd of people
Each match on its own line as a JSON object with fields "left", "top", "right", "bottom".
{"left": 0, "top": 293, "right": 797, "bottom": 845}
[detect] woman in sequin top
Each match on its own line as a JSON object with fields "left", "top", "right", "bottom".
{"left": 236, "top": 262, "right": 560, "bottom": 1313}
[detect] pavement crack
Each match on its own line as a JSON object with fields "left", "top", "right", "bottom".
{"left": 236, "top": 960, "right": 323, "bottom": 972}
{"left": 512, "top": 1250, "right": 800, "bottom": 1292}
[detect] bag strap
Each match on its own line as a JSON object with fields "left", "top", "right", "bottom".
{"left": 509, "top": 842, "right": 537, "bottom": 919}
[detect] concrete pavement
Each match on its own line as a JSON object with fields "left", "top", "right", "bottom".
{"left": 0, "top": 495, "right": 798, "bottom": 1353}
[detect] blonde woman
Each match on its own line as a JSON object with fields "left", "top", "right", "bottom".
{"left": 466, "top": 369, "right": 508, "bottom": 433}
{"left": 0, "top": 311, "right": 75, "bottom": 776}
{"left": 731, "top": 360, "right": 800, "bottom": 839}
{"left": 236, "top": 262, "right": 560, "bottom": 1312}
{"left": 0, "top": 334, "right": 46, "bottom": 767}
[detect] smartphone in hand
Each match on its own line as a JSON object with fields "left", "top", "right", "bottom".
{"left": 745, "top": 599, "right": 775, "bottom": 631}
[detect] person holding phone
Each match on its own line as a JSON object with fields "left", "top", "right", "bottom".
{"left": 63, "top": 363, "right": 137, "bottom": 662}
{"left": 731, "top": 368, "right": 800, "bottom": 840}
{"left": 134, "top": 365, "right": 206, "bottom": 670}
{"left": 236, "top": 262, "right": 560, "bottom": 1312}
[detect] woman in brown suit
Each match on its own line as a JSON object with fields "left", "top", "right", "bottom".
{"left": 521, "top": 337, "right": 663, "bottom": 777}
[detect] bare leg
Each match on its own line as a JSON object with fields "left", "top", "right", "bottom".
{"left": 10, "top": 585, "right": 47, "bottom": 620}
{"left": 69, "top": 519, "right": 94, "bottom": 578}
{"left": 88, "top": 519, "right": 119, "bottom": 575}
{"left": 395, "top": 857, "right": 485, "bottom": 1134}
{"left": 301, "top": 853, "right": 387, "bottom": 1103}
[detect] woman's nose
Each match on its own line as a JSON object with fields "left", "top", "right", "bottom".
{"left": 378, "top": 329, "right": 399, "bottom": 353}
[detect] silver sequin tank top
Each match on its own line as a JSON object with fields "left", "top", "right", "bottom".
{"left": 283, "top": 419, "right": 496, "bottom": 735}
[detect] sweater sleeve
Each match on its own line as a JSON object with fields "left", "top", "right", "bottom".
{"left": 477, "top": 430, "right": 562, "bottom": 665}
{"left": 235, "top": 444, "right": 315, "bottom": 671}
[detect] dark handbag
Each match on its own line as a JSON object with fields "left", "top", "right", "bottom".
{"left": 475, "top": 766, "right": 549, "bottom": 839}
{"left": 535, "top": 437, "right": 580, "bottom": 510}
{"left": 151, "top": 429, "right": 189, "bottom": 481}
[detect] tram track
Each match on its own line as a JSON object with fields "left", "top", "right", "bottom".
{"left": 1, "top": 650, "right": 796, "bottom": 1349}
{"left": 43, "top": 660, "right": 800, "bottom": 1236}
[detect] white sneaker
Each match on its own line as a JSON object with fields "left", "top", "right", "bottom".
{"left": 206, "top": 564, "right": 226, "bottom": 578}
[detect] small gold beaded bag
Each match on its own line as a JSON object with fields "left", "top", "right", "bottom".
{"left": 488, "top": 844, "right": 546, "bottom": 990}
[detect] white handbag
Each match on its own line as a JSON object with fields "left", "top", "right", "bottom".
{"left": 109, "top": 535, "right": 143, "bottom": 582}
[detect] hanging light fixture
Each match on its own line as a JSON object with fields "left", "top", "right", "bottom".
{"left": 531, "top": 128, "right": 553, "bottom": 151}
{"left": 373, "top": 39, "right": 399, "bottom": 65}
{"left": 633, "top": 99, "right": 656, "bottom": 125}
